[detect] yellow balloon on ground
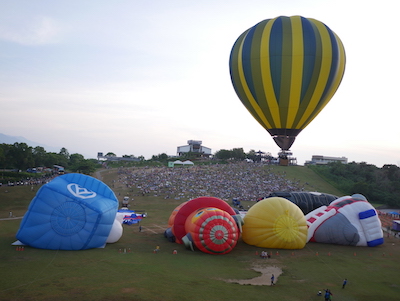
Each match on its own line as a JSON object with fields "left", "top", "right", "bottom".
{"left": 243, "top": 197, "right": 307, "bottom": 249}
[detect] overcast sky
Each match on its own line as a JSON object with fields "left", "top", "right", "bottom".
{"left": 1, "top": 0, "right": 399, "bottom": 167}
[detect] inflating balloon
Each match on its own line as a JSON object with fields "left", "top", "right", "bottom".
{"left": 164, "top": 201, "right": 188, "bottom": 242}
{"left": 267, "top": 191, "right": 338, "bottom": 214}
{"left": 164, "top": 197, "right": 242, "bottom": 254}
{"left": 106, "top": 216, "right": 123, "bottom": 244}
{"left": 229, "top": 16, "right": 346, "bottom": 151}
{"left": 306, "top": 194, "right": 384, "bottom": 247}
{"left": 168, "top": 202, "right": 187, "bottom": 229}
{"left": 167, "top": 196, "right": 238, "bottom": 244}
{"left": 242, "top": 197, "right": 307, "bottom": 249}
{"left": 16, "top": 173, "right": 119, "bottom": 250}
{"left": 182, "top": 207, "right": 239, "bottom": 255}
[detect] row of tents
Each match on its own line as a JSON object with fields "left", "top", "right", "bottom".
{"left": 168, "top": 160, "right": 194, "bottom": 167}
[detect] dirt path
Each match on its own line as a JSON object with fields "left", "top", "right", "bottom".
{"left": 0, "top": 216, "right": 23, "bottom": 221}
{"left": 222, "top": 264, "right": 282, "bottom": 286}
{"left": 95, "top": 169, "right": 103, "bottom": 181}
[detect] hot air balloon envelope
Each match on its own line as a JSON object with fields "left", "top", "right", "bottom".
{"left": 171, "top": 196, "right": 237, "bottom": 244}
{"left": 306, "top": 194, "right": 384, "bottom": 246}
{"left": 242, "top": 197, "right": 308, "bottom": 249}
{"left": 16, "top": 173, "right": 118, "bottom": 250}
{"left": 268, "top": 191, "right": 338, "bottom": 214}
{"left": 229, "top": 15, "right": 346, "bottom": 150}
{"left": 183, "top": 207, "right": 239, "bottom": 255}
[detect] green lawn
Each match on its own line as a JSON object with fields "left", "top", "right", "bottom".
{"left": 0, "top": 166, "right": 399, "bottom": 301}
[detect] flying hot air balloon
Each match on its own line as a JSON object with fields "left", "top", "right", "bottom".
{"left": 229, "top": 16, "right": 346, "bottom": 153}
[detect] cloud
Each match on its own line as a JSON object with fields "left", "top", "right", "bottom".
{"left": 0, "top": 16, "right": 61, "bottom": 45}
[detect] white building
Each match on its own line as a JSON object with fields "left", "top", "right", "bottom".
{"left": 305, "top": 155, "right": 348, "bottom": 165}
{"left": 177, "top": 140, "right": 212, "bottom": 157}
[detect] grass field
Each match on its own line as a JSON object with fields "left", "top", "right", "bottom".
{"left": 0, "top": 166, "right": 399, "bottom": 301}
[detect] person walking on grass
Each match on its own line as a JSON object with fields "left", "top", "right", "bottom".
{"left": 342, "top": 278, "right": 347, "bottom": 289}
{"left": 270, "top": 274, "right": 275, "bottom": 286}
{"left": 324, "top": 289, "right": 333, "bottom": 301}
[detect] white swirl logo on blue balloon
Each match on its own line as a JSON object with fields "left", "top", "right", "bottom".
{"left": 67, "top": 183, "right": 97, "bottom": 199}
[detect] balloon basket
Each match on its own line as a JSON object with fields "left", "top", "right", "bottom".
{"left": 279, "top": 159, "right": 289, "bottom": 166}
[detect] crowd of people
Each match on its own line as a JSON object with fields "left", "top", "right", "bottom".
{"left": 117, "top": 162, "right": 306, "bottom": 202}
{"left": 1, "top": 174, "right": 57, "bottom": 187}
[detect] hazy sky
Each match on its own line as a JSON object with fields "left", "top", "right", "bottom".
{"left": 1, "top": 0, "right": 399, "bottom": 167}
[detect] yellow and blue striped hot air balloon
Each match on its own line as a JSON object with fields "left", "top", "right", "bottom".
{"left": 229, "top": 16, "right": 346, "bottom": 151}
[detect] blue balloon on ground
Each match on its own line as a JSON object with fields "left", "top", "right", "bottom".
{"left": 16, "top": 173, "right": 118, "bottom": 250}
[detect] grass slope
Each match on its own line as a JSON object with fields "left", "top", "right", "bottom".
{"left": 0, "top": 166, "right": 398, "bottom": 301}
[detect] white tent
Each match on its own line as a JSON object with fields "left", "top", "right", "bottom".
{"left": 168, "top": 160, "right": 194, "bottom": 167}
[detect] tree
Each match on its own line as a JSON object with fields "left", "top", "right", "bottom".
{"left": 9, "top": 143, "right": 34, "bottom": 170}
{"left": 69, "top": 159, "right": 97, "bottom": 175}
{"left": 215, "top": 148, "right": 245, "bottom": 161}
{"left": 69, "top": 153, "right": 85, "bottom": 166}
{"left": 232, "top": 148, "right": 246, "bottom": 160}
{"left": 246, "top": 149, "right": 258, "bottom": 161}
{"left": 59, "top": 147, "right": 70, "bottom": 160}
{"left": 0, "top": 144, "right": 9, "bottom": 169}
{"left": 179, "top": 151, "right": 197, "bottom": 161}
{"left": 42, "top": 152, "right": 61, "bottom": 168}
{"left": 33, "top": 146, "right": 47, "bottom": 166}
{"left": 151, "top": 153, "right": 168, "bottom": 161}
{"left": 214, "top": 149, "right": 232, "bottom": 160}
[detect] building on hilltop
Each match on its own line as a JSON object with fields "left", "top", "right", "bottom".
{"left": 305, "top": 155, "right": 348, "bottom": 165}
{"left": 177, "top": 140, "right": 212, "bottom": 158}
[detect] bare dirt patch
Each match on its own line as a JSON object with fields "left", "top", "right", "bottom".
{"left": 121, "top": 287, "right": 136, "bottom": 293}
{"left": 222, "top": 264, "right": 283, "bottom": 286}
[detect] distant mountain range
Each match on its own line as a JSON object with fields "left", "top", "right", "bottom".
{"left": 0, "top": 133, "right": 61, "bottom": 153}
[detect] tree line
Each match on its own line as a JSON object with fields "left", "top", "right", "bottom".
{"left": 309, "top": 162, "right": 400, "bottom": 207}
{"left": 0, "top": 143, "right": 98, "bottom": 174}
